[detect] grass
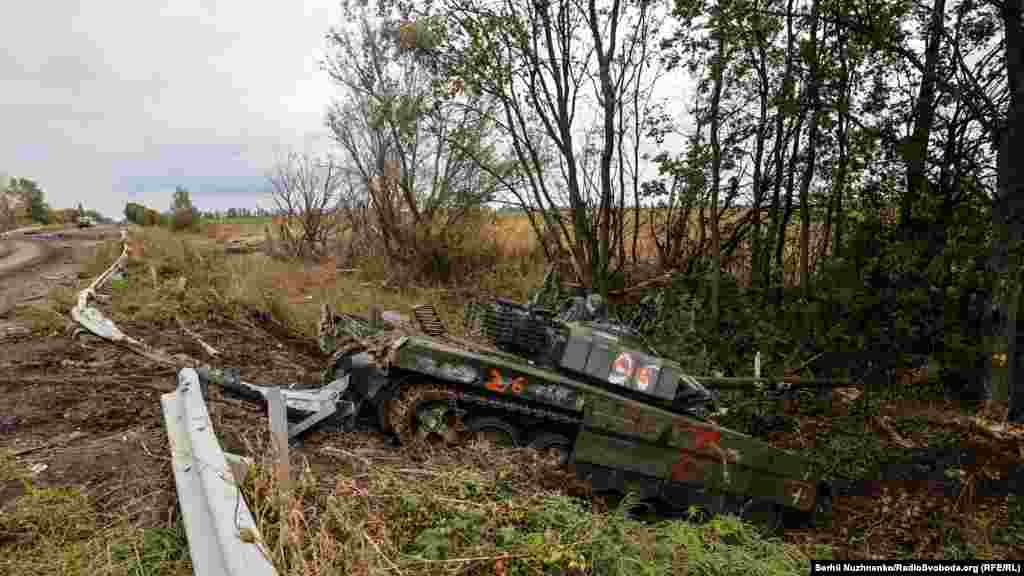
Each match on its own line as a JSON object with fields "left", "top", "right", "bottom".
{"left": 0, "top": 451, "right": 191, "bottom": 576}
{"left": 239, "top": 438, "right": 813, "bottom": 576}
{"left": 201, "top": 205, "right": 827, "bottom": 289}
{"left": 10, "top": 225, "right": 815, "bottom": 574}
{"left": 11, "top": 220, "right": 1022, "bottom": 569}
{"left": 58, "top": 225, "right": 547, "bottom": 342}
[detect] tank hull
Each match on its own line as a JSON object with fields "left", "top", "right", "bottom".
{"left": 378, "top": 334, "right": 824, "bottom": 516}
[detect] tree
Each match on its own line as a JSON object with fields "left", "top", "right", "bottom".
{"left": 993, "top": 0, "right": 1024, "bottom": 421}
{"left": 325, "top": 8, "right": 506, "bottom": 279}
{"left": 266, "top": 151, "right": 343, "bottom": 260}
{"left": 8, "top": 177, "right": 48, "bottom": 224}
{"left": 171, "top": 186, "right": 193, "bottom": 213}
{"left": 438, "top": 0, "right": 664, "bottom": 294}
{"left": 169, "top": 186, "right": 200, "bottom": 231}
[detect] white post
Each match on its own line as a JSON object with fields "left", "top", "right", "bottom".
{"left": 755, "top": 351, "right": 762, "bottom": 379}
{"left": 266, "top": 387, "right": 291, "bottom": 494}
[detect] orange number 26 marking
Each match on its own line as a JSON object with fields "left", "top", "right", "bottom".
{"left": 485, "top": 370, "right": 527, "bottom": 394}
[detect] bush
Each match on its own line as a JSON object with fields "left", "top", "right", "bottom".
{"left": 170, "top": 208, "right": 199, "bottom": 232}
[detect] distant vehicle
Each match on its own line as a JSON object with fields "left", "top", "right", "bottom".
{"left": 77, "top": 216, "right": 95, "bottom": 228}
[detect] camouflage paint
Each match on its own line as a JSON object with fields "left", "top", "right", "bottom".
{"left": 385, "top": 334, "right": 822, "bottom": 513}
{"left": 391, "top": 336, "right": 584, "bottom": 412}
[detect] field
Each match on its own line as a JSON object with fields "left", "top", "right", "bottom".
{"left": 0, "top": 223, "right": 1021, "bottom": 575}
{"left": 200, "top": 206, "right": 837, "bottom": 292}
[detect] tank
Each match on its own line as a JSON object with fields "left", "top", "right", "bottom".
{"left": 318, "top": 286, "right": 832, "bottom": 530}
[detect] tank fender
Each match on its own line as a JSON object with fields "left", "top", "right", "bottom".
{"left": 347, "top": 351, "right": 392, "bottom": 401}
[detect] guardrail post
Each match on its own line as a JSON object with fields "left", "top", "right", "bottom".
{"left": 265, "top": 387, "right": 291, "bottom": 494}
{"left": 265, "top": 386, "right": 291, "bottom": 559}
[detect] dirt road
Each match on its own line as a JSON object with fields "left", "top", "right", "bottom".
{"left": 0, "top": 226, "right": 121, "bottom": 320}
{"left": 0, "top": 240, "right": 49, "bottom": 276}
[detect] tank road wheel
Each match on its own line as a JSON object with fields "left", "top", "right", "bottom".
{"left": 528, "top": 433, "right": 572, "bottom": 468}
{"left": 387, "top": 383, "right": 465, "bottom": 446}
{"left": 465, "top": 417, "right": 520, "bottom": 447}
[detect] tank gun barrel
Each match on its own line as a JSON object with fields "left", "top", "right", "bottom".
{"left": 694, "top": 376, "right": 857, "bottom": 389}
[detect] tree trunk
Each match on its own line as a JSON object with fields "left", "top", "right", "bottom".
{"left": 709, "top": 16, "right": 727, "bottom": 327}
{"left": 833, "top": 32, "right": 851, "bottom": 259}
{"left": 769, "top": 0, "right": 798, "bottom": 303}
{"left": 798, "top": 0, "right": 822, "bottom": 299}
{"left": 901, "top": 0, "right": 946, "bottom": 231}
{"left": 750, "top": 36, "right": 770, "bottom": 289}
{"left": 1001, "top": 0, "right": 1024, "bottom": 422}
{"left": 777, "top": 114, "right": 804, "bottom": 292}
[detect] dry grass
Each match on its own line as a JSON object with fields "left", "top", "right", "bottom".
{"left": 471, "top": 210, "right": 832, "bottom": 289}
{"left": 84, "top": 225, "right": 548, "bottom": 342}
{"left": 0, "top": 451, "right": 191, "bottom": 576}
{"left": 199, "top": 206, "right": 832, "bottom": 291}
{"left": 237, "top": 436, "right": 811, "bottom": 576}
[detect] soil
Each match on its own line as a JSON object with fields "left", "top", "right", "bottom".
{"left": 1, "top": 225, "right": 1022, "bottom": 562}
{"left": 0, "top": 227, "right": 338, "bottom": 531}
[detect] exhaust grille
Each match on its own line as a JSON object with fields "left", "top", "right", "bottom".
{"left": 479, "top": 299, "right": 550, "bottom": 358}
{"left": 412, "top": 304, "right": 447, "bottom": 337}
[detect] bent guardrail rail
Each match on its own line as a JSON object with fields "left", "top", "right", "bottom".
{"left": 162, "top": 368, "right": 277, "bottom": 576}
{"left": 71, "top": 230, "right": 139, "bottom": 341}
{"left": 71, "top": 229, "right": 185, "bottom": 365}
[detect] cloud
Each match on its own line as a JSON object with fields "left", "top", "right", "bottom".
{"left": 0, "top": 0, "right": 342, "bottom": 220}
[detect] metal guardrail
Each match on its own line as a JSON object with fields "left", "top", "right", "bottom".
{"left": 64, "top": 230, "right": 287, "bottom": 574}
{"left": 70, "top": 229, "right": 143, "bottom": 344}
{"left": 162, "top": 368, "right": 277, "bottom": 576}
{"left": 70, "top": 229, "right": 184, "bottom": 365}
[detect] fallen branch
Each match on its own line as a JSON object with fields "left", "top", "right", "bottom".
{"left": 872, "top": 415, "right": 916, "bottom": 449}
{"left": 176, "top": 316, "right": 220, "bottom": 357}
{"left": 12, "top": 431, "right": 86, "bottom": 456}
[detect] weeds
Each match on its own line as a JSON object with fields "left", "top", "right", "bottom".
{"left": 994, "top": 495, "right": 1024, "bottom": 548}
{"left": 72, "top": 226, "right": 546, "bottom": 344}
{"left": 237, "top": 437, "right": 810, "bottom": 576}
{"left": 0, "top": 453, "right": 190, "bottom": 576}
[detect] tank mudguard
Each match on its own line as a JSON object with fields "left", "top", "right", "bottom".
{"left": 345, "top": 351, "right": 392, "bottom": 401}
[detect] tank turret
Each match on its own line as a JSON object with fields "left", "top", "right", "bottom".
{"left": 468, "top": 293, "right": 715, "bottom": 413}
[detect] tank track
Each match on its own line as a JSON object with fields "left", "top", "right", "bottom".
{"left": 382, "top": 381, "right": 816, "bottom": 530}
{"left": 382, "top": 380, "right": 581, "bottom": 448}
{"left": 453, "top": 389, "right": 583, "bottom": 427}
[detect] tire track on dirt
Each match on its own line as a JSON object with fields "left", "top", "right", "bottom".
{"left": 0, "top": 239, "right": 58, "bottom": 317}
{"left": 0, "top": 226, "right": 120, "bottom": 321}
{"left": 0, "top": 240, "right": 53, "bottom": 277}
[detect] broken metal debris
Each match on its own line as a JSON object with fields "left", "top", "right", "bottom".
{"left": 196, "top": 366, "right": 356, "bottom": 441}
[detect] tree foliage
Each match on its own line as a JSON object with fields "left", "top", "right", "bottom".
{"left": 324, "top": 4, "right": 507, "bottom": 281}
{"left": 170, "top": 186, "right": 201, "bottom": 231}
{"left": 312, "top": 0, "right": 1024, "bottom": 417}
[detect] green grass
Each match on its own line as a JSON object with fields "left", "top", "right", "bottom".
{"left": 993, "top": 495, "right": 1024, "bottom": 548}
{"left": 241, "top": 440, "right": 814, "bottom": 575}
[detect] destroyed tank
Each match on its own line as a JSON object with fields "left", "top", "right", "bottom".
{"left": 319, "top": 283, "right": 832, "bottom": 530}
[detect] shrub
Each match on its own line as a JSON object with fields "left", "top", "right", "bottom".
{"left": 170, "top": 208, "right": 199, "bottom": 232}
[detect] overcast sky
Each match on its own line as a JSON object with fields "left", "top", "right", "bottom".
{"left": 1, "top": 0, "right": 343, "bottom": 219}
